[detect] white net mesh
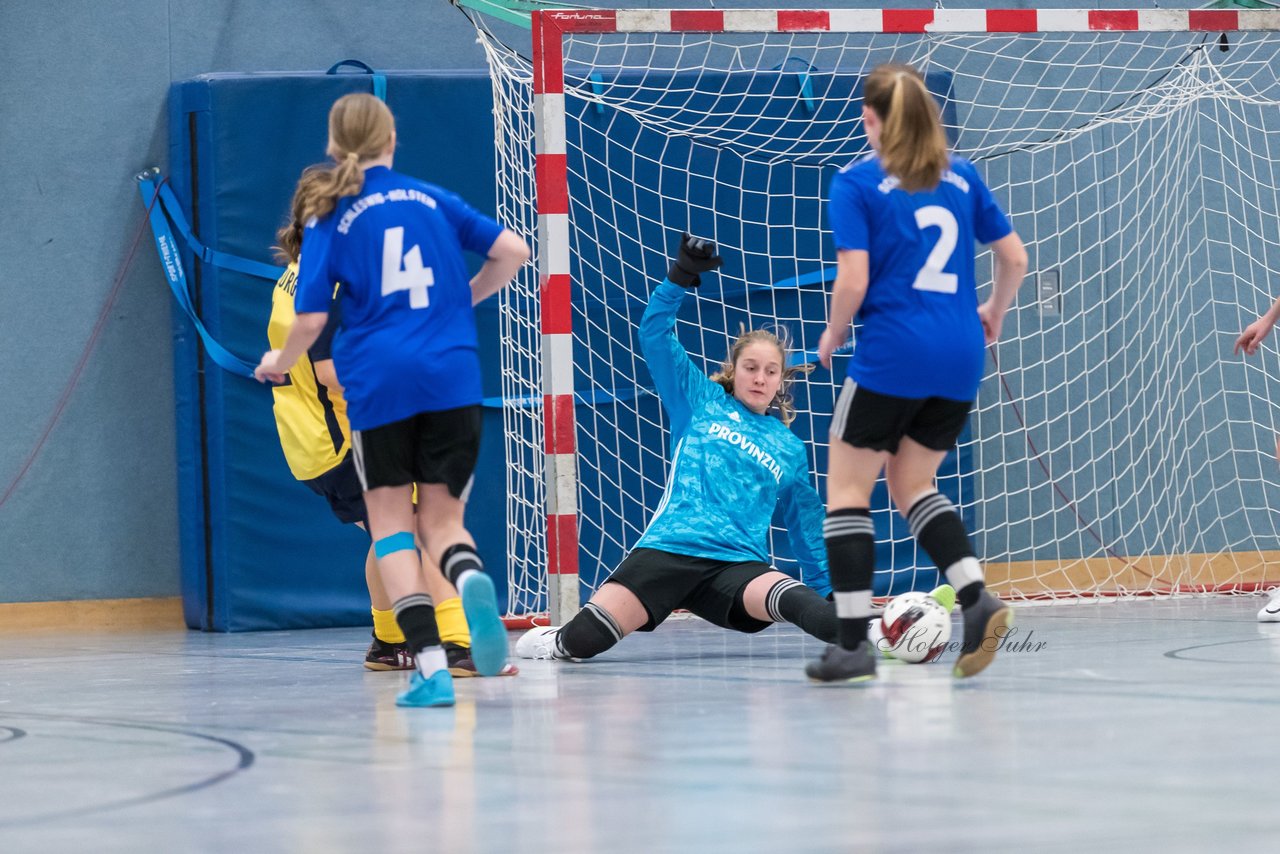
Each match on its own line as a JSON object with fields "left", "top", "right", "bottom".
{"left": 477, "top": 18, "right": 1280, "bottom": 619}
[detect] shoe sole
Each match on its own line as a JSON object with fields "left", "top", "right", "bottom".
{"left": 807, "top": 674, "right": 876, "bottom": 685}
{"left": 953, "top": 606, "right": 1014, "bottom": 678}
{"left": 395, "top": 674, "right": 456, "bottom": 708}
{"left": 395, "top": 691, "right": 455, "bottom": 708}
{"left": 364, "top": 661, "right": 414, "bottom": 672}
{"left": 461, "top": 573, "right": 509, "bottom": 677}
{"left": 448, "top": 663, "right": 520, "bottom": 678}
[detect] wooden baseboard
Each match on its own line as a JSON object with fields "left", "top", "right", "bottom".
{"left": 0, "top": 597, "right": 184, "bottom": 632}
{"left": 985, "top": 551, "right": 1280, "bottom": 598}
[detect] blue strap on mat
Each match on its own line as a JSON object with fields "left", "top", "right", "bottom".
{"left": 136, "top": 170, "right": 261, "bottom": 378}
{"left": 326, "top": 59, "right": 387, "bottom": 101}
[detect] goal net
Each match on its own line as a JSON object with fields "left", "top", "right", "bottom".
{"left": 474, "top": 7, "right": 1280, "bottom": 624}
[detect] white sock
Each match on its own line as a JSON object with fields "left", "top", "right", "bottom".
{"left": 415, "top": 646, "right": 448, "bottom": 676}
{"left": 833, "top": 590, "right": 873, "bottom": 619}
{"left": 945, "top": 557, "right": 984, "bottom": 591}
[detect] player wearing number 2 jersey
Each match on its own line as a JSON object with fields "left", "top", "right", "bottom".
{"left": 254, "top": 94, "right": 530, "bottom": 707}
{"left": 807, "top": 63, "right": 1028, "bottom": 684}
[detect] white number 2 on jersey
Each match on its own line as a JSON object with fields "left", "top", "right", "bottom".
{"left": 912, "top": 206, "right": 959, "bottom": 294}
{"left": 381, "top": 226, "right": 434, "bottom": 308}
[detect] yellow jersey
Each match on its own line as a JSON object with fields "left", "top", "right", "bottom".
{"left": 268, "top": 263, "right": 350, "bottom": 481}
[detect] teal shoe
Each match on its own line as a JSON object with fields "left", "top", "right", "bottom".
{"left": 396, "top": 669, "right": 455, "bottom": 708}
{"left": 460, "top": 572, "right": 509, "bottom": 677}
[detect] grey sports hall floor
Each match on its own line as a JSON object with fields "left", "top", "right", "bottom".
{"left": 1, "top": 596, "right": 1276, "bottom": 854}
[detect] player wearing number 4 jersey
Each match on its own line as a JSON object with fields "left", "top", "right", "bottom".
{"left": 807, "top": 64, "right": 1028, "bottom": 683}
{"left": 255, "top": 94, "right": 530, "bottom": 707}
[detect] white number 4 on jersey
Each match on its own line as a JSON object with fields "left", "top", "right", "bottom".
{"left": 381, "top": 226, "right": 434, "bottom": 308}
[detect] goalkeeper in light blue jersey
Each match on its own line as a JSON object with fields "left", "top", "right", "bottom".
{"left": 517, "top": 234, "right": 838, "bottom": 663}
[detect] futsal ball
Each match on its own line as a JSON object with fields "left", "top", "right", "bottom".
{"left": 870, "top": 586, "right": 955, "bottom": 664}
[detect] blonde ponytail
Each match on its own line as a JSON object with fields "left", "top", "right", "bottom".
{"left": 294, "top": 93, "right": 397, "bottom": 227}
{"left": 864, "top": 63, "right": 949, "bottom": 193}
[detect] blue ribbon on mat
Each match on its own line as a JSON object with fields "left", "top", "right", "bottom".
{"left": 136, "top": 169, "right": 262, "bottom": 378}
{"left": 327, "top": 59, "right": 387, "bottom": 101}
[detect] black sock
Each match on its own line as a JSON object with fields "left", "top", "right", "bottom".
{"left": 957, "top": 581, "right": 984, "bottom": 610}
{"left": 392, "top": 594, "right": 440, "bottom": 654}
{"left": 557, "top": 602, "right": 624, "bottom": 659}
{"left": 440, "top": 543, "right": 483, "bottom": 588}
{"left": 906, "top": 492, "right": 975, "bottom": 572}
{"left": 824, "top": 508, "right": 875, "bottom": 649}
{"left": 763, "top": 578, "right": 837, "bottom": 644}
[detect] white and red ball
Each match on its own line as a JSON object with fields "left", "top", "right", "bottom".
{"left": 869, "top": 590, "right": 953, "bottom": 663}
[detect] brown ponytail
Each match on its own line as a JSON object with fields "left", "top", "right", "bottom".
{"left": 273, "top": 166, "right": 332, "bottom": 263}
{"left": 293, "top": 93, "right": 396, "bottom": 228}
{"left": 863, "top": 63, "right": 949, "bottom": 193}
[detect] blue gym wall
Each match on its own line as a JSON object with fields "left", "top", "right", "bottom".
{"left": 0, "top": 0, "right": 1249, "bottom": 609}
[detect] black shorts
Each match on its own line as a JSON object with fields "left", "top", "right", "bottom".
{"left": 830, "top": 379, "right": 971, "bottom": 454}
{"left": 350, "top": 405, "right": 481, "bottom": 497}
{"left": 303, "top": 452, "right": 368, "bottom": 528}
{"left": 604, "top": 547, "right": 776, "bottom": 634}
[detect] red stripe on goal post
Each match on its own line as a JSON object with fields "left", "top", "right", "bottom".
{"left": 547, "top": 514, "right": 580, "bottom": 576}
{"left": 532, "top": 13, "right": 563, "bottom": 95}
{"left": 986, "top": 9, "right": 1039, "bottom": 32}
{"left": 540, "top": 274, "right": 572, "bottom": 335}
{"left": 544, "top": 393, "right": 576, "bottom": 455}
{"left": 671, "top": 9, "right": 724, "bottom": 31}
{"left": 882, "top": 9, "right": 934, "bottom": 33}
{"left": 1189, "top": 10, "right": 1239, "bottom": 31}
{"left": 1088, "top": 10, "right": 1139, "bottom": 31}
{"left": 777, "top": 10, "right": 831, "bottom": 31}
{"left": 535, "top": 153, "right": 568, "bottom": 214}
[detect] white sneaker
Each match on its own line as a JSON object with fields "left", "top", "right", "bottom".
{"left": 1259, "top": 588, "right": 1280, "bottom": 623}
{"left": 516, "top": 625, "right": 568, "bottom": 660}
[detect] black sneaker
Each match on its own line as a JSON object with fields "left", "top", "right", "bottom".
{"left": 805, "top": 641, "right": 877, "bottom": 684}
{"left": 446, "top": 642, "right": 520, "bottom": 678}
{"left": 363, "top": 636, "right": 414, "bottom": 671}
{"left": 953, "top": 590, "right": 1013, "bottom": 679}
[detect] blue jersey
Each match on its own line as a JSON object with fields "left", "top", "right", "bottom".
{"left": 295, "top": 166, "right": 505, "bottom": 430}
{"left": 828, "top": 154, "right": 1012, "bottom": 401}
{"left": 631, "top": 280, "right": 831, "bottom": 596}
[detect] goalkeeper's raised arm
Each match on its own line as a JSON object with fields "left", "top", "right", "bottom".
{"left": 515, "top": 233, "right": 836, "bottom": 663}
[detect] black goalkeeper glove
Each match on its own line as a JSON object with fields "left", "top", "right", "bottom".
{"left": 667, "top": 232, "right": 723, "bottom": 288}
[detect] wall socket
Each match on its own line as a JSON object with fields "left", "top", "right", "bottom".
{"left": 1038, "top": 269, "right": 1061, "bottom": 317}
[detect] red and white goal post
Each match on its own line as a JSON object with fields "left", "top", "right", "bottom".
{"left": 474, "top": 8, "right": 1280, "bottom": 627}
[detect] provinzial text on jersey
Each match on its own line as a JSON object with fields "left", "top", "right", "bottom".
{"left": 336, "top": 188, "right": 440, "bottom": 234}
{"left": 706, "top": 423, "right": 783, "bottom": 482}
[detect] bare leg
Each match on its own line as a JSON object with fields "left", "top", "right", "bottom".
{"left": 740, "top": 570, "right": 799, "bottom": 622}
{"left": 363, "top": 485, "right": 423, "bottom": 603}
{"left": 883, "top": 437, "right": 948, "bottom": 517}
{"left": 587, "top": 582, "right": 650, "bottom": 636}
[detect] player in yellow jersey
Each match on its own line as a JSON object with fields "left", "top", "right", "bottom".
{"left": 269, "top": 168, "right": 517, "bottom": 676}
